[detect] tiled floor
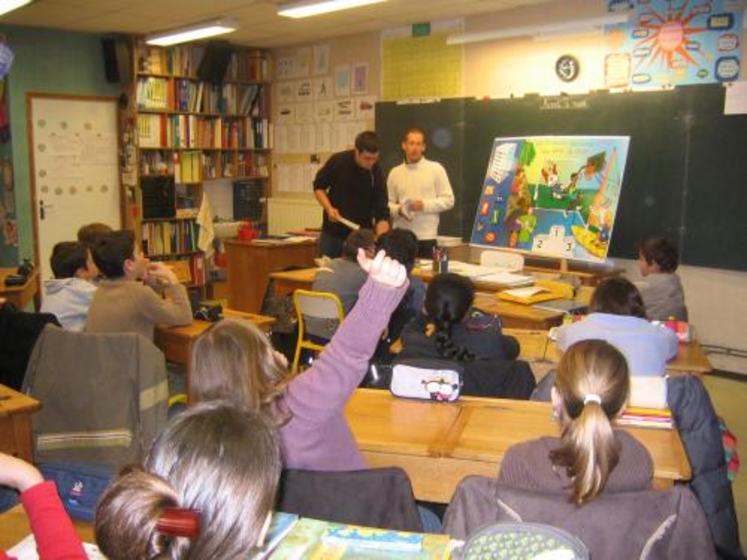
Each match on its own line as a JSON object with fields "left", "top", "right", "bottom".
{"left": 703, "top": 374, "right": 747, "bottom": 552}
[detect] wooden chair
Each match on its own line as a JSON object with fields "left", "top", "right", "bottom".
{"left": 292, "top": 289, "right": 344, "bottom": 373}
{"left": 479, "top": 250, "right": 525, "bottom": 271}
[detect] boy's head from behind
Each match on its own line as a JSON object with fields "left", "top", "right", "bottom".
{"left": 376, "top": 228, "right": 418, "bottom": 274}
{"left": 342, "top": 228, "right": 375, "bottom": 262}
{"left": 92, "top": 230, "right": 147, "bottom": 280}
{"left": 590, "top": 277, "right": 646, "bottom": 319}
{"left": 77, "top": 222, "right": 114, "bottom": 246}
{"left": 50, "top": 241, "right": 97, "bottom": 280}
{"left": 638, "top": 237, "right": 679, "bottom": 275}
{"left": 95, "top": 401, "right": 281, "bottom": 559}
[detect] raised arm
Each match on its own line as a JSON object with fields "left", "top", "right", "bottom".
{"left": 286, "top": 250, "right": 407, "bottom": 421}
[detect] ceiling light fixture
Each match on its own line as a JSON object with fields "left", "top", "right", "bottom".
{"left": 446, "top": 14, "right": 629, "bottom": 45}
{"left": 0, "top": 0, "right": 34, "bottom": 18}
{"left": 278, "top": 0, "right": 387, "bottom": 19}
{"left": 146, "top": 18, "right": 239, "bottom": 46}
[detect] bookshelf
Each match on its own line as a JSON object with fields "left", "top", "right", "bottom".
{"left": 124, "top": 41, "right": 272, "bottom": 290}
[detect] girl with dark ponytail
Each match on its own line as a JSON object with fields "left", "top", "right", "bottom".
{"left": 399, "top": 273, "right": 520, "bottom": 362}
{"left": 499, "top": 340, "right": 654, "bottom": 505}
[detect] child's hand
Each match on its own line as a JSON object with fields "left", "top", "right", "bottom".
{"left": 145, "top": 262, "right": 178, "bottom": 286}
{"left": 357, "top": 249, "right": 407, "bottom": 288}
{"left": 0, "top": 452, "right": 43, "bottom": 492}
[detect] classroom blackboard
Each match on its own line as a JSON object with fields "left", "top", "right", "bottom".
{"left": 376, "top": 85, "right": 747, "bottom": 271}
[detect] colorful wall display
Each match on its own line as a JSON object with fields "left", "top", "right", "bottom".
{"left": 469, "top": 136, "right": 630, "bottom": 263}
{"left": 605, "top": 0, "right": 743, "bottom": 88}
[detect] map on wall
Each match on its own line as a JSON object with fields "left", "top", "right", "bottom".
{"left": 470, "top": 136, "right": 630, "bottom": 264}
{"left": 605, "top": 0, "right": 743, "bottom": 88}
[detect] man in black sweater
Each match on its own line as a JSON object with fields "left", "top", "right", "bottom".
{"left": 313, "top": 131, "right": 390, "bottom": 257}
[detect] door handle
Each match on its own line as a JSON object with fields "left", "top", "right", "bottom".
{"left": 39, "top": 199, "right": 53, "bottom": 220}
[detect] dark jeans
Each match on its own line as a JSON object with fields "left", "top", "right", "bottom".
{"left": 417, "top": 239, "right": 438, "bottom": 259}
{"left": 319, "top": 231, "right": 344, "bottom": 258}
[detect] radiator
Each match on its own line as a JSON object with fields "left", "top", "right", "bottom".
{"left": 267, "top": 197, "right": 322, "bottom": 235}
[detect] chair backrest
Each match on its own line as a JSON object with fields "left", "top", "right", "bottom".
{"left": 277, "top": 467, "right": 423, "bottom": 532}
{"left": 23, "top": 324, "right": 168, "bottom": 469}
{"left": 479, "top": 250, "right": 525, "bottom": 271}
{"left": 294, "top": 289, "right": 345, "bottom": 321}
{"left": 0, "top": 305, "right": 60, "bottom": 390}
{"left": 444, "top": 476, "right": 715, "bottom": 560}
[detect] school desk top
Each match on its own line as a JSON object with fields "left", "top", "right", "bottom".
{"left": 0, "top": 385, "right": 41, "bottom": 464}
{"left": 0, "top": 267, "right": 41, "bottom": 311}
{"left": 345, "top": 389, "right": 691, "bottom": 504}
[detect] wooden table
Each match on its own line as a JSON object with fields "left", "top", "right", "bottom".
{"left": 0, "top": 385, "right": 42, "bottom": 463}
{"left": 0, "top": 504, "right": 95, "bottom": 550}
{"left": 269, "top": 267, "right": 319, "bottom": 296}
{"left": 226, "top": 239, "right": 317, "bottom": 313}
{"left": 0, "top": 268, "right": 40, "bottom": 311}
{"left": 346, "top": 388, "right": 691, "bottom": 503}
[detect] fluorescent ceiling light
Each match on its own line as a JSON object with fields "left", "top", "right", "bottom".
{"left": 0, "top": 0, "right": 34, "bottom": 17}
{"left": 146, "top": 18, "right": 239, "bottom": 46}
{"left": 447, "top": 14, "right": 628, "bottom": 46}
{"left": 278, "top": 0, "right": 386, "bottom": 19}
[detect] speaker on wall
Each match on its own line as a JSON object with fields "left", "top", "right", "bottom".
{"left": 101, "top": 37, "right": 133, "bottom": 84}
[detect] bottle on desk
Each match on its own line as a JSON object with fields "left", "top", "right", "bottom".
{"left": 432, "top": 246, "right": 449, "bottom": 274}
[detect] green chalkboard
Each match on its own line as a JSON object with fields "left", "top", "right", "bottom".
{"left": 376, "top": 85, "right": 747, "bottom": 271}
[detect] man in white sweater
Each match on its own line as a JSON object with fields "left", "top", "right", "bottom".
{"left": 387, "top": 127, "right": 455, "bottom": 257}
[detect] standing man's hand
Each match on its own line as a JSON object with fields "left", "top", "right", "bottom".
{"left": 326, "top": 206, "right": 341, "bottom": 222}
{"left": 407, "top": 199, "right": 425, "bottom": 212}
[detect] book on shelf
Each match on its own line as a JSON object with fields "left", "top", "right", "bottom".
{"left": 141, "top": 220, "right": 199, "bottom": 256}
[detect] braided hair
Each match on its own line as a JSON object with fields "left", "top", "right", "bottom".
{"left": 425, "top": 273, "right": 476, "bottom": 361}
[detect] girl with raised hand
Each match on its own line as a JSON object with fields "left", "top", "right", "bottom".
{"left": 190, "top": 249, "right": 409, "bottom": 470}
{"left": 399, "top": 272, "right": 520, "bottom": 362}
{"left": 499, "top": 339, "right": 653, "bottom": 505}
{"left": 95, "top": 401, "right": 280, "bottom": 560}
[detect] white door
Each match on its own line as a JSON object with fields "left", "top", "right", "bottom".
{"left": 29, "top": 95, "right": 122, "bottom": 282}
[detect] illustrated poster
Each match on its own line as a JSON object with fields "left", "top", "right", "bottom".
{"left": 605, "top": 0, "right": 743, "bottom": 87}
{"left": 470, "top": 136, "right": 630, "bottom": 263}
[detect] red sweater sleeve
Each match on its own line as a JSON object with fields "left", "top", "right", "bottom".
{"left": 17, "top": 481, "right": 87, "bottom": 560}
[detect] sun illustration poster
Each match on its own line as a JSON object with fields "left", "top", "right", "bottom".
{"left": 470, "top": 136, "right": 630, "bottom": 264}
{"left": 605, "top": 0, "right": 743, "bottom": 88}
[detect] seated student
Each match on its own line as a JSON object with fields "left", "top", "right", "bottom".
{"left": 77, "top": 222, "right": 114, "bottom": 246}
{"left": 86, "top": 230, "right": 192, "bottom": 340}
{"left": 305, "top": 228, "right": 376, "bottom": 340}
{"left": 41, "top": 241, "right": 98, "bottom": 331}
{"left": 375, "top": 228, "right": 426, "bottom": 346}
{"left": 190, "top": 250, "right": 408, "bottom": 471}
{"left": 500, "top": 340, "right": 653, "bottom": 504}
{"left": 95, "top": 401, "right": 280, "bottom": 559}
{"left": 635, "top": 237, "right": 688, "bottom": 321}
{"left": 0, "top": 451, "right": 87, "bottom": 559}
{"left": 556, "top": 277, "right": 678, "bottom": 377}
{"left": 399, "top": 272, "right": 520, "bottom": 361}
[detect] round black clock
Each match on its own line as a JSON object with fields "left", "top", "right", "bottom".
{"left": 556, "top": 54, "right": 580, "bottom": 82}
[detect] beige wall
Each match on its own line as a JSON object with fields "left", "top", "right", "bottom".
{"left": 270, "top": 2, "right": 747, "bottom": 366}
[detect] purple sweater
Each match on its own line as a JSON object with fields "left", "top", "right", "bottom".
{"left": 279, "top": 277, "right": 407, "bottom": 471}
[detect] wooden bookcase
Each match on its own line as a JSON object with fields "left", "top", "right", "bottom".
{"left": 121, "top": 41, "right": 272, "bottom": 289}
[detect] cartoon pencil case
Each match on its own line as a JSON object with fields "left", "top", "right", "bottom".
{"left": 390, "top": 359, "right": 462, "bottom": 403}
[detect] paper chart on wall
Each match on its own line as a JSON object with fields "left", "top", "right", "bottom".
{"left": 277, "top": 105, "right": 296, "bottom": 125}
{"left": 334, "top": 98, "right": 354, "bottom": 121}
{"left": 354, "top": 96, "right": 377, "bottom": 121}
{"left": 295, "top": 102, "right": 314, "bottom": 124}
{"left": 315, "top": 101, "right": 335, "bottom": 122}
{"left": 334, "top": 65, "right": 351, "bottom": 96}
{"left": 381, "top": 20, "right": 463, "bottom": 101}
{"left": 286, "top": 125, "right": 302, "bottom": 153}
{"left": 300, "top": 124, "right": 316, "bottom": 152}
{"left": 316, "top": 122, "right": 332, "bottom": 152}
{"left": 277, "top": 81, "right": 295, "bottom": 103}
{"left": 295, "top": 79, "right": 313, "bottom": 102}
{"left": 313, "top": 44, "right": 330, "bottom": 76}
{"left": 274, "top": 125, "right": 288, "bottom": 154}
{"left": 313, "top": 76, "right": 333, "bottom": 100}
{"left": 295, "top": 47, "right": 312, "bottom": 77}
{"left": 352, "top": 62, "right": 369, "bottom": 95}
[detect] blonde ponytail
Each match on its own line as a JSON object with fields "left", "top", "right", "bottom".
{"left": 549, "top": 340, "right": 630, "bottom": 505}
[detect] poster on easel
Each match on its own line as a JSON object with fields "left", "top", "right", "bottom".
{"left": 469, "top": 136, "right": 630, "bottom": 263}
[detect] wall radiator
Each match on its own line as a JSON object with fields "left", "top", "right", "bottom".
{"left": 267, "top": 197, "right": 321, "bottom": 235}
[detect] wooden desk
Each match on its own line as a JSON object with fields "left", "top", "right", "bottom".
{"left": 346, "top": 389, "right": 691, "bottom": 503}
{"left": 0, "top": 385, "right": 42, "bottom": 463}
{"left": 472, "top": 292, "right": 568, "bottom": 329}
{"left": 0, "top": 268, "right": 40, "bottom": 311}
{"left": 226, "top": 239, "right": 317, "bottom": 313}
{"left": 269, "top": 267, "right": 319, "bottom": 295}
{"left": 0, "top": 504, "right": 95, "bottom": 550}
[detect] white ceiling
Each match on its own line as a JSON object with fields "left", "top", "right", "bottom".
{"left": 0, "top": 0, "right": 552, "bottom": 47}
